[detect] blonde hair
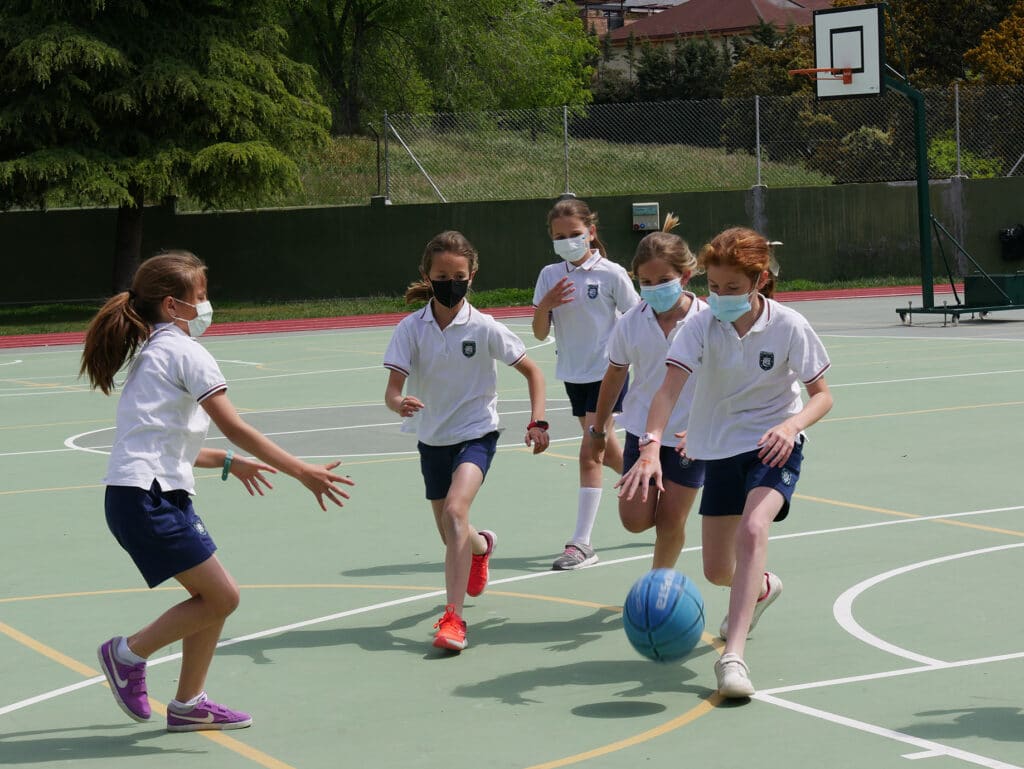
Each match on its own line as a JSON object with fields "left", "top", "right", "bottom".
{"left": 546, "top": 197, "right": 609, "bottom": 260}
{"left": 631, "top": 213, "right": 699, "bottom": 279}
{"left": 699, "top": 227, "right": 777, "bottom": 298}
{"left": 79, "top": 251, "right": 207, "bottom": 395}
{"left": 404, "top": 231, "right": 479, "bottom": 304}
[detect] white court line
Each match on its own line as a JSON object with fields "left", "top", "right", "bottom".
{"left": 833, "top": 542, "right": 1024, "bottom": 665}
{"left": 754, "top": 693, "right": 1023, "bottom": 769}
{"left": 828, "top": 368, "right": 1024, "bottom": 389}
{"left": 760, "top": 650, "right": 1024, "bottom": 696}
{"left": 0, "top": 359, "right": 23, "bottom": 366}
{"left": 4, "top": 504, "right": 1023, "bottom": 718}
{"left": 57, "top": 406, "right": 575, "bottom": 457}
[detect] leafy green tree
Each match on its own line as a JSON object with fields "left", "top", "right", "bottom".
{"left": 286, "top": 0, "right": 596, "bottom": 135}
{"left": 634, "top": 35, "right": 730, "bottom": 101}
{"left": 833, "top": 0, "right": 1018, "bottom": 86}
{"left": 0, "top": 0, "right": 331, "bottom": 291}
{"left": 964, "top": 0, "right": 1024, "bottom": 83}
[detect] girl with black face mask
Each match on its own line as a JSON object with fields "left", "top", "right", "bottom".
{"left": 383, "top": 231, "right": 550, "bottom": 652}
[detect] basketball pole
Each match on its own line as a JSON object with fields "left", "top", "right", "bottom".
{"left": 883, "top": 73, "right": 934, "bottom": 309}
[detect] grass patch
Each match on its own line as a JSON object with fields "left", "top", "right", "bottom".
{"left": 0, "top": 278, "right": 926, "bottom": 337}
{"left": 177, "top": 131, "right": 831, "bottom": 209}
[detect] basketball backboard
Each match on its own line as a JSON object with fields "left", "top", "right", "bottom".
{"left": 811, "top": 4, "right": 885, "bottom": 99}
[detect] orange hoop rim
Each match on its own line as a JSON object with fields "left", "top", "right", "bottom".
{"left": 788, "top": 67, "right": 854, "bottom": 85}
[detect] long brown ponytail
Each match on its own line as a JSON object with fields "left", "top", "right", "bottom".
{"left": 79, "top": 251, "right": 207, "bottom": 394}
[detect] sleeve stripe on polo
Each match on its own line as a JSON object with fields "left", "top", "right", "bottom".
{"left": 666, "top": 358, "right": 693, "bottom": 373}
{"left": 197, "top": 383, "right": 228, "bottom": 403}
{"left": 803, "top": 362, "right": 831, "bottom": 385}
{"left": 384, "top": 363, "right": 410, "bottom": 376}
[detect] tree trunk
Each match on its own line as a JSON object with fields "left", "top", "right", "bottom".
{"left": 112, "top": 185, "right": 144, "bottom": 294}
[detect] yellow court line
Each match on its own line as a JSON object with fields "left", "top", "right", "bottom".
{"left": 795, "top": 493, "right": 1024, "bottom": 537}
{"left": 0, "top": 620, "right": 298, "bottom": 769}
{"left": 0, "top": 418, "right": 109, "bottom": 431}
{"left": 823, "top": 399, "right": 1024, "bottom": 423}
{"left": 525, "top": 693, "right": 725, "bottom": 769}
{"left": 1, "top": 585, "right": 725, "bottom": 768}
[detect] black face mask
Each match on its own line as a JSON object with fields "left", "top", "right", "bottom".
{"left": 430, "top": 278, "right": 470, "bottom": 308}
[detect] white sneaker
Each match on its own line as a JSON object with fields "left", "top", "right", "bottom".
{"left": 714, "top": 653, "right": 755, "bottom": 698}
{"left": 719, "top": 571, "right": 783, "bottom": 640}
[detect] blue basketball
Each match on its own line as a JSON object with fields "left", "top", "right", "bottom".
{"left": 623, "top": 569, "right": 705, "bottom": 662}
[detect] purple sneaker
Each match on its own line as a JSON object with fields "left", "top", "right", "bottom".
{"left": 97, "top": 637, "right": 150, "bottom": 722}
{"left": 167, "top": 693, "right": 253, "bottom": 732}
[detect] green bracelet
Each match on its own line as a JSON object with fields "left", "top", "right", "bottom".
{"left": 222, "top": 449, "right": 234, "bottom": 481}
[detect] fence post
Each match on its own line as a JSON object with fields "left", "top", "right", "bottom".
{"left": 754, "top": 95, "right": 763, "bottom": 188}
{"left": 563, "top": 105, "right": 571, "bottom": 196}
{"left": 953, "top": 82, "right": 963, "bottom": 178}
{"left": 384, "top": 111, "right": 392, "bottom": 203}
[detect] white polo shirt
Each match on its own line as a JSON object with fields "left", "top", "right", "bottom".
{"left": 533, "top": 251, "right": 639, "bottom": 383}
{"left": 383, "top": 302, "right": 527, "bottom": 446}
{"left": 665, "top": 298, "right": 830, "bottom": 460}
{"left": 104, "top": 324, "right": 227, "bottom": 494}
{"left": 607, "top": 293, "right": 707, "bottom": 438}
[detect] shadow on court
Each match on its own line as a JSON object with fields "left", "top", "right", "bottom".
{"left": 452, "top": 657, "right": 716, "bottom": 706}
{"left": 338, "top": 541, "right": 655, "bottom": 579}
{"left": 0, "top": 725, "right": 198, "bottom": 764}
{"left": 901, "top": 707, "right": 1024, "bottom": 742}
{"left": 219, "top": 606, "right": 636, "bottom": 664}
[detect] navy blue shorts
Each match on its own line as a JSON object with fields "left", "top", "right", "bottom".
{"left": 698, "top": 439, "right": 804, "bottom": 523}
{"left": 565, "top": 375, "right": 628, "bottom": 418}
{"left": 623, "top": 432, "right": 705, "bottom": 489}
{"left": 105, "top": 480, "right": 217, "bottom": 588}
{"left": 418, "top": 431, "right": 499, "bottom": 500}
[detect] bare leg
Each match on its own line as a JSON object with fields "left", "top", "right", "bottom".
{"left": 126, "top": 555, "right": 240, "bottom": 702}
{"left": 436, "top": 462, "right": 485, "bottom": 614}
{"left": 651, "top": 483, "right": 698, "bottom": 570}
{"left": 721, "top": 488, "right": 783, "bottom": 659}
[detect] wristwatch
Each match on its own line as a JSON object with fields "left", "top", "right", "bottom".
{"left": 638, "top": 432, "right": 659, "bottom": 448}
{"left": 588, "top": 424, "right": 606, "bottom": 439}
{"left": 527, "top": 420, "right": 550, "bottom": 431}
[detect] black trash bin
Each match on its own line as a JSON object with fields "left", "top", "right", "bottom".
{"left": 1000, "top": 224, "right": 1024, "bottom": 260}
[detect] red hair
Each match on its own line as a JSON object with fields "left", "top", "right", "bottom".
{"left": 698, "top": 227, "right": 776, "bottom": 298}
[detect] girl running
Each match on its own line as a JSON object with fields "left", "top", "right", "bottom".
{"left": 384, "top": 231, "right": 549, "bottom": 652}
{"left": 589, "top": 215, "right": 706, "bottom": 570}
{"left": 532, "top": 197, "right": 639, "bottom": 570}
{"left": 81, "top": 251, "right": 354, "bottom": 732}
{"left": 618, "top": 227, "right": 833, "bottom": 698}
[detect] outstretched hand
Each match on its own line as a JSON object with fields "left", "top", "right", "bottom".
{"left": 300, "top": 460, "right": 356, "bottom": 510}
{"left": 229, "top": 455, "right": 278, "bottom": 496}
{"left": 614, "top": 455, "right": 663, "bottom": 502}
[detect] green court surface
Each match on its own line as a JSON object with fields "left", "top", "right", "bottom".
{"left": 2, "top": 296, "right": 1024, "bottom": 769}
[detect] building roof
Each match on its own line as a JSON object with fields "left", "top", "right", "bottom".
{"left": 608, "top": 0, "right": 834, "bottom": 42}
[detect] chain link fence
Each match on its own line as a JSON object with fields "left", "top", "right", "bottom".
{"left": 307, "top": 84, "right": 1024, "bottom": 205}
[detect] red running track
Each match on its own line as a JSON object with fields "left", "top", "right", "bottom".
{"left": 0, "top": 284, "right": 962, "bottom": 350}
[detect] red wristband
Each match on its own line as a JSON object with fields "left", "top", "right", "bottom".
{"left": 528, "top": 420, "right": 549, "bottom": 431}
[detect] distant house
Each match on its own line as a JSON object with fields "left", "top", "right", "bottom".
{"left": 605, "top": 0, "right": 833, "bottom": 45}
{"left": 565, "top": 1, "right": 691, "bottom": 37}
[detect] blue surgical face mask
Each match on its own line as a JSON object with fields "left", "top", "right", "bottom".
{"left": 640, "top": 279, "right": 683, "bottom": 313}
{"left": 707, "top": 290, "right": 754, "bottom": 323}
{"left": 552, "top": 233, "right": 590, "bottom": 263}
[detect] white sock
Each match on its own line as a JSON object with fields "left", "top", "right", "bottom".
{"left": 116, "top": 636, "right": 146, "bottom": 665}
{"left": 571, "top": 487, "right": 602, "bottom": 545}
{"left": 169, "top": 691, "right": 205, "bottom": 711}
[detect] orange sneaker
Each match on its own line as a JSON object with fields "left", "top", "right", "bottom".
{"left": 432, "top": 604, "right": 467, "bottom": 651}
{"left": 466, "top": 530, "right": 496, "bottom": 597}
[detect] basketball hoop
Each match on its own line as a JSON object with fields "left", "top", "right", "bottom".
{"left": 789, "top": 67, "right": 854, "bottom": 85}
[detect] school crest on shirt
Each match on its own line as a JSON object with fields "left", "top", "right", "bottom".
{"left": 462, "top": 340, "right": 477, "bottom": 358}
{"left": 759, "top": 351, "right": 775, "bottom": 371}
{"left": 587, "top": 284, "right": 599, "bottom": 299}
